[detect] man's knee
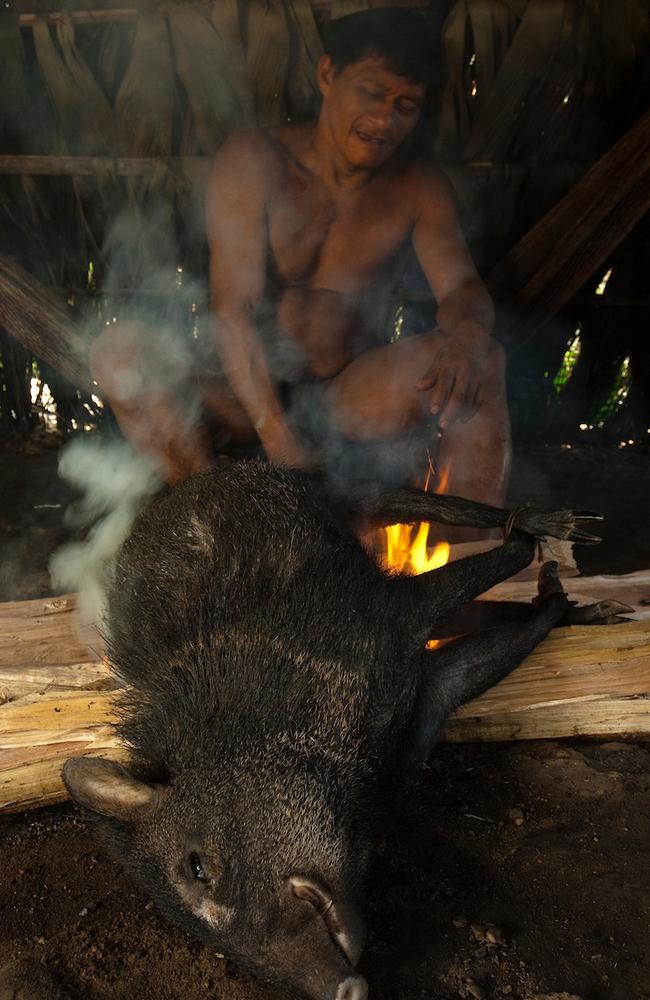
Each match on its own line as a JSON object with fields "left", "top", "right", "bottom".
{"left": 89, "top": 322, "right": 148, "bottom": 401}
{"left": 89, "top": 321, "right": 194, "bottom": 406}
{"left": 486, "top": 338, "right": 507, "bottom": 380}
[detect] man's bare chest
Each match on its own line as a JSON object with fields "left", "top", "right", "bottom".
{"left": 267, "top": 177, "right": 413, "bottom": 292}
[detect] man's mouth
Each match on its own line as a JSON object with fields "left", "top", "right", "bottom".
{"left": 354, "top": 129, "right": 389, "bottom": 148}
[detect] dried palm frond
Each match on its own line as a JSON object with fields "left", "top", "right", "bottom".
{"left": 0, "top": 9, "right": 32, "bottom": 153}
{"left": 32, "top": 16, "right": 120, "bottom": 279}
{"left": 167, "top": 2, "right": 254, "bottom": 155}
{"left": 94, "top": 22, "right": 137, "bottom": 104}
{"left": 436, "top": 0, "right": 615, "bottom": 164}
{"left": 435, "top": 0, "right": 584, "bottom": 267}
{"left": 0, "top": 12, "right": 69, "bottom": 286}
{"left": 115, "top": 12, "right": 175, "bottom": 157}
{"left": 32, "top": 15, "right": 116, "bottom": 156}
{"left": 284, "top": 0, "right": 323, "bottom": 120}
{"left": 111, "top": 12, "right": 178, "bottom": 290}
{"left": 464, "top": 0, "right": 570, "bottom": 161}
{"left": 244, "top": 0, "right": 290, "bottom": 126}
{"left": 209, "top": 0, "right": 254, "bottom": 120}
{"left": 437, "top": 0, "right": 517, "bottom": 160}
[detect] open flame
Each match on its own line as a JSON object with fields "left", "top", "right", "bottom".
{"left": 381, "top": 521, "right": 450, "bottom": 576}
{"left": 374, "top": 460, "right": 451, "bottom": 650}
{"left": 376, "top": 461, "right": 450, "bottom": 577}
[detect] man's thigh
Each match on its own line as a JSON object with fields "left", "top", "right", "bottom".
{"left": 323, "top": 332, "right": 440, "bottom": 441}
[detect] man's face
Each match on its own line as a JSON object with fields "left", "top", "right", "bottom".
{"left": 317, "top": 55, "right": 426, "bottom": 169}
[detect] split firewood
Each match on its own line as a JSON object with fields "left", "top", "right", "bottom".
{"left": 0, "top": 587, "right": 649, "bottom": 812}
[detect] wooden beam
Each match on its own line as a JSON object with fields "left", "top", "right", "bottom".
{"left": 0, "top": 155, "right": 504, "bottom": 180}
{"left": 1, "top": 586, "right": 649, "bottom": 813}
{"left": 0, "top": 155, "right": 208, "bottom": 184}
{"left": 14, "top": 0, "right": 429, "bottom": 25}
{"left": 489, "top": 107, "right": 650, "bottom": 345}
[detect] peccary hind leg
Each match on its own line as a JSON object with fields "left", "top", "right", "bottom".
{"left": 346, "top": 482, "right": 603, "bottom": 543}
{"left": 427, "top": 561, "right": 569, "bottom": 712}
{"left": 407, "top": 562, "right": 570, "bottom": 768}
{"left": 397, "top": 504, "right": 602, "bottom": 646}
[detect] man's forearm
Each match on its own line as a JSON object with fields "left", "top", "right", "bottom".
{"left": 435, "top": 277, "right": 495, "bottom": 350}
{"left": 211, "top": 309, "right": 307, "bottom": 465}
{"left": 213, "top": 310, "right": 284, "bottom": 432}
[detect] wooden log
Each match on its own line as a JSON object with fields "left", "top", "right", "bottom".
{"left": 488, "top": 107, "right": 650, "bottom": 345}
{"left": 1, "top": 585, "right": 649, "bottom": 813}
{"left": 0, "top": 595, "right": 109, "bottom": 701}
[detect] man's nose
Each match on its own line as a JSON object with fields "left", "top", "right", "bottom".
{"left": 367, "top": 101, "right": 394, "bottom": 129}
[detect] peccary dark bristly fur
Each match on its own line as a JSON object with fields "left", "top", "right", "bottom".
{"left": 63, "top": 459, "right": 615, "bottom": 1000}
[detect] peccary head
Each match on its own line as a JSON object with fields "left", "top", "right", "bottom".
{"left": 63, "top": 625, "right": 392, "bottom": 1000}
{"left": 64, "top": 741, "right": 371, "bottom": 999}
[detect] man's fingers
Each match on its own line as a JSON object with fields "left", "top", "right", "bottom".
{"left": 438, "top": 378, "right": 468, "bottom": 427}
{"left": 415, "top": 368, "right": 438, "bottom": 392}
{"left": 460, "top": 381, "right": 482, "bottom": 423}
{"left": 429, "top": 370, "right": 455, "bottom": 415}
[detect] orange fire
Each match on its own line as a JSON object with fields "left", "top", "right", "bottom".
{"left": 376, "top": 459, "right": 450, "bottom": 577}
{"left": 374, "top": 459, "right": 451, "bottom": 649}
{"left": 380, "top": 521, "right": 450, "bottom": 576}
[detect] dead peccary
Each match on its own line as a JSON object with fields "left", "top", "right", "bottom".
{"left": 63, "top": 460, "right": 623, "bottom": 1000}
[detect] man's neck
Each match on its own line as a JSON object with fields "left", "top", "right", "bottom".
{"left": 307, "top": 120, "right": 376, "bottom": 192}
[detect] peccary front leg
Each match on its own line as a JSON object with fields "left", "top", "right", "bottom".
{"left": 428, "top": 596, "right": 635, "bottom": 638}
{"left": 406, "top": 562, "right": 570, "bottom": 769}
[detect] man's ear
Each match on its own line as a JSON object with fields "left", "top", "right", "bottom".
{"left": 316, "top": 55, "right": 336, "bottom": 97}
{"left": 63, "top": 757, "right": 165, "bottom": 821}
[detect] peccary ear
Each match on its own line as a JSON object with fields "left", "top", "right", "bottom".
{"left": 63, "top": 757, "right": 164, "bottom": 821}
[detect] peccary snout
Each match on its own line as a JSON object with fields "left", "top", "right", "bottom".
{"left": 336, "top": 976, "right": 369, "bottom": 1000}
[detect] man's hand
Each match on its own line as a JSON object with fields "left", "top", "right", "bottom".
{"left": 260, "top": 420, "right": 313, "bottom": 469}
{"left": 415, "top": 333, "right": 489, "bottom": 428}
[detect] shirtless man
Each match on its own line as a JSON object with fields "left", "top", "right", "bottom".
{"left": 92, "top": 8, "right": 509, "bottom": 503}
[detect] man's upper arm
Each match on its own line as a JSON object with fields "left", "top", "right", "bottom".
{"left": 410, "top": 166, "right": 483, "bottom": 304}
{"left": 206, "top": 132, "right": 270, "bottom": 318}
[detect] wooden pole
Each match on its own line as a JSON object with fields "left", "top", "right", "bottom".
{"left": 0, "top": 155, "right": 208, "bottom": 183}
{"left": 1, "top": 587, "right": 649, "bottom": 813}
{"left": 0, "top": 255, "right": 93, "bottom": 391}
{"left": 0, "top": 155, "right": 510, "bottom": 180}
{"left": 488, "top": 107, "right": 650, "bottom": 346}
{"left": 13, "top": 0, "right": 430, "bottom": 24}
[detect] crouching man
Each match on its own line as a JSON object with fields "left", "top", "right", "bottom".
{"left": 91, "top": 7, "right": 510, "bottom": 504}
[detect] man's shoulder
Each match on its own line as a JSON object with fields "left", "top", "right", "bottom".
{"left": 400, "top": 157, "right": 457, "bottom": 209}
{"left": 213, "top": 125, "right": 308, "bottom": 178}
{"left": 212, "top": 128, "right": 276, "bottom": 172}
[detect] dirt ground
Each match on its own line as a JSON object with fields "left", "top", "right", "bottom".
{"left": 1, "top": 438, "right": 649, "bottom": 1000}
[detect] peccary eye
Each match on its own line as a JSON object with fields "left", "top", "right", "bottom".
{"left": 189, "top": 852, "right": 207, "bottom": 882}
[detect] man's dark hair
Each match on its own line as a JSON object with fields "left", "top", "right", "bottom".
{"left": 322, "top": 6, "right": 438, "bottom": 92}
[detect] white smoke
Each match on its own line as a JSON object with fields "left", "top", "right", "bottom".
{"left": 49, "top": 438, "right": 162, "bottom": 629}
